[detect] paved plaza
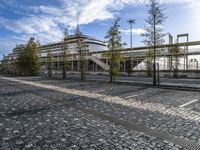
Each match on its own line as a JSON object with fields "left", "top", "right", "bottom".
{"left": 1, "top": 76, "right": 200, "bottom": 149}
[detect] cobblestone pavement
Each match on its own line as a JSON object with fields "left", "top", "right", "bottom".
{"left": 52, "top": 73, "right": 200, "bottom": 88}
{"left": 1, "top": 77, "right": 200, "bottom": 149}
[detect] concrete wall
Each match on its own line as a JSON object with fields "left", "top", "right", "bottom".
{"left": 130, "top": 70, "right": 200, "bottom": 79}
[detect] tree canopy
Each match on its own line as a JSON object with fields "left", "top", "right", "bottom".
{"left": 142, "top": 0, "right": 167, "bottom": 46}
{"left": 17, "top": 37, "right": 40, "bottom": 76}
{"left": 105, "top": 17, "right": 123, "bottom": 82}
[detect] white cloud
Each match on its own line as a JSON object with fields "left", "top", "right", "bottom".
{"left": 0, "top": 0, "right": 200, "bottom": 50}
{"left": 120, "top": 28, "right": 146, "bottom": 35}
{"left": 160, "top": 0, "right": 200, "bottom": 6}
{"left": 0, "top": 0, "right": 142, "bottom": 44}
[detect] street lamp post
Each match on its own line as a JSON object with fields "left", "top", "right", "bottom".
{"left": 127, "top": 19, "right": 136, "bottom": 70}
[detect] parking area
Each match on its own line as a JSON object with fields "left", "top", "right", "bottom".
{"left": 1, "top": 76, "right": 200, "bottom": 149}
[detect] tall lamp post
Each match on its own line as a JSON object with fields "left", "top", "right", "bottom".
{"left": 127, "top": 19, "right": 136, "bottom": 69}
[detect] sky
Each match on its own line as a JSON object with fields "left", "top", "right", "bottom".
{"left": 0, "top": 0, "right": 200, "bottom": 59}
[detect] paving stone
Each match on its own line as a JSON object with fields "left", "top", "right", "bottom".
{"left": 0, "top": 77, "right": 196, "bottom": 149}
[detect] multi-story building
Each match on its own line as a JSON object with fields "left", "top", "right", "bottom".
{"left": 6, "top": 34, "right": 109, "bottom": 72}
{"left": 12, "top": 44, "right": 26, "bottom": 59}
{"left": 38, "top": 34, "right": 109, "bottom": 71}
{"left": 39, "top": 34, "right": 107, "bottom": 57}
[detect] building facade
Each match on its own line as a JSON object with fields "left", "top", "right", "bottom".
{"left": 39, "top": 34, "right": 107, "bottom": 57}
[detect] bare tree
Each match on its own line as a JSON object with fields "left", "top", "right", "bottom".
{"left": 62, "top": 28, "right": 70, "bottom": 79}
{"left": 142, "top": 0, "right": 166, "bottom": 46}
{"left": 142, "top": 0, "right": 167, "bottom": 85}
{"left": 75, "top": 25, "right": 86, "bottom": 80}
{"left": 105, "top": 17, "right": 123, "bottom": 82}
{"left": 47, "top": 49, "right": 52, "bottom": 78}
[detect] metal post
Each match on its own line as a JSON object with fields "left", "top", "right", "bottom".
{"left": 164, "top": 53, "right": 166, "bottom": 70}
{"left": 157, "top": 63, "right": 160, "bottom": 85}
{"left": 168, "top": 33, "right": 173, "bottom": 70}
{"left": 153, "top": 14, "right": 156, "bottom": 86}
{"left": 127, "top": 19, "right": 136, "bottom": 70}
{"left": 130, "top": 23, "right": 133, "bottom": 68}
{"left": 186, "top": 35, "right": 189, "bottom": 70}
{"left": 63, "top": 42, "right": 66, "bottom": 79}
{"left": 184, "top": 47, "right": 186, "bottom": 70}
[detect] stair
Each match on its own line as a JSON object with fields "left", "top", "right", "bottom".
{"left": 88, "top": 56, "right": 110, "bottom": 71}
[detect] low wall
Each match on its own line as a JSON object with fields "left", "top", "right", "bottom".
{"left": 40, "top": 69, "right": 200, "bottom": 79}
{"left": 130, "top": 70, "right": 200, "bottom": 79}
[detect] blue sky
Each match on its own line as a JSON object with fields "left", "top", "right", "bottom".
{"left": 0, "top": 0, "right": 200, "bottom": 59}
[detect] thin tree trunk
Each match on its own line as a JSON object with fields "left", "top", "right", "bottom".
{"left": 47, "top": 51, "right": 52, "bottom": 78}
{"left": 110, "top": 53, "right": 113, "bottom": 82}
{"left": 63, "top": 48, "right": 67, "bottom": 79}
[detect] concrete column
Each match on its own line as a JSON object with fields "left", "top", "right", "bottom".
{"left": 95, "top": 63, "right": 97, "bottom": 71}
{"left": 57, "top": 56, "right": 59, "bottom": 70}
{"left": 186, "top": 53, "right": 188, "bottom": 70}
{"left": 123, "top": 60, "right": 126, "bottom": 72}
{"left": 78, "top": 61, "right": 80, "bottom": 71}
{"left": 71, "top": 55, "right": 73, "bottom": 71}
{"left": 93, "top": 62, "right": 95, "bottom": 71}
{"left": 164, "top": 55, "right": 166, "bottom": 70}
{"left": 184, "top": 47, "right": 186, "bottom": 70}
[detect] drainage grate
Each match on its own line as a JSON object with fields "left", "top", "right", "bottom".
{"left": 172, "top": 138, "right": 200, "bottom": 150}
{"left": 74, "top": 105, "right": 200, "bottom": 150}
